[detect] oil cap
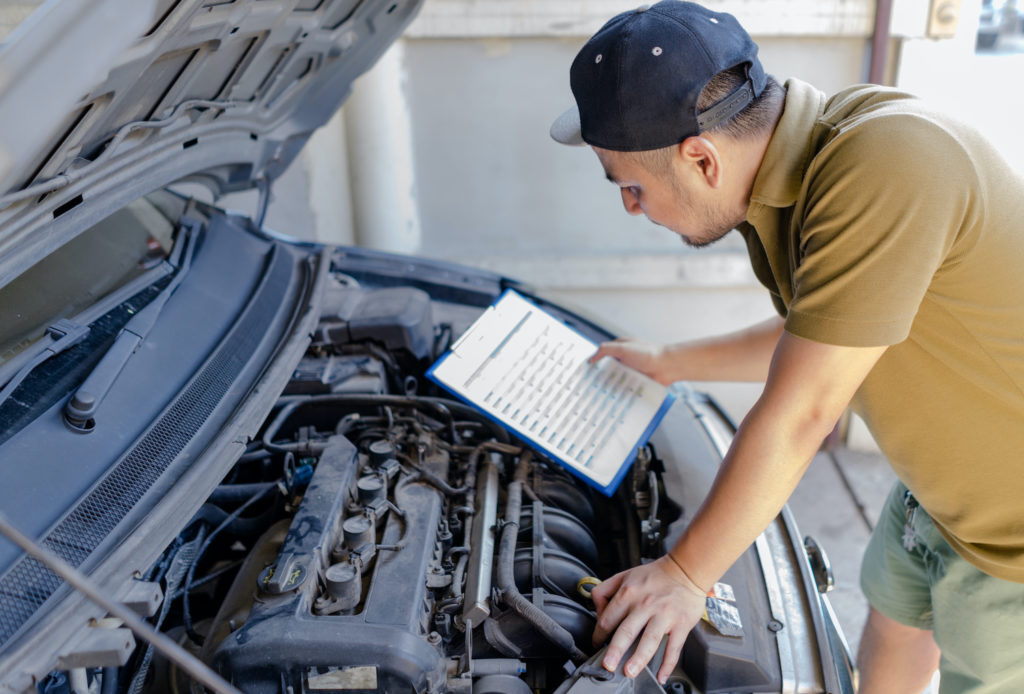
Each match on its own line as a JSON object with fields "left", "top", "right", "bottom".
{"left": 258, "top": 553, "right": 308, "bottom": 594}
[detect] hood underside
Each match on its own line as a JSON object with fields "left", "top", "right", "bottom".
{"left": 0, "top": 0, "right": 422, "bottom": 288}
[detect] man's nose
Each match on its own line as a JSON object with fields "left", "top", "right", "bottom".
{"left": 620, "top": 188, "right": 642, "bottom": 216}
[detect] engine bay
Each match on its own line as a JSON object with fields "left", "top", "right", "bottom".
{"left": 103, "top": 266, "right": 788, "bottom": 694}
{"left": 202, "top": 394, "right": 674, "bottom": 694}
{"left": 127, "top": 277, "right": 682, "bottom": 693}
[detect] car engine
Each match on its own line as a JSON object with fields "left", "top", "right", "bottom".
{"left": 135, "top": 280, "right": 683, "bottom": 694}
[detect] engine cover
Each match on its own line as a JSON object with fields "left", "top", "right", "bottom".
{"left": 210, "top": 434, "right": 448, "bottom": 693}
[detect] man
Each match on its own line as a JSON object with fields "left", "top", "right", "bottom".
{"left": 549, "top": 1, "right": 1024, "bottom": 691}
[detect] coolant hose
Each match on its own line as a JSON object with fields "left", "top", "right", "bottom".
{"left": 261, "top": 394, "right": 507, "bottom": 454}
{"left": 209, "top": 482, "right": 278, "bottom": 505}
{"left": 495, "top": 454, "right": 587, "bottom": 664}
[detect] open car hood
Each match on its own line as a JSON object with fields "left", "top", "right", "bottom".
{"left": 0, "top": 0, "right": 422, "bottom": 288}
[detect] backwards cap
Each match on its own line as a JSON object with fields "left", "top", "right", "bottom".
{"left": 550, "top": 1, "right": 766, "bottom": 151}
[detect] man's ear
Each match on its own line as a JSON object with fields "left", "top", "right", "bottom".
{"left": 677, "top": 136, "right": 723, "bottom": 189}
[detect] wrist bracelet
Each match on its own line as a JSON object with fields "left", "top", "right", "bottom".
{"left": 665, "top": 552, "right": 709, "bottom": 598}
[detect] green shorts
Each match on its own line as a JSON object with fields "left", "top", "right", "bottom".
{"left": 860, "top": 481, "right": 1024, "bottom": 693}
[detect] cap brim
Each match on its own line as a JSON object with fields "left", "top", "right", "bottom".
{"left": 550, "top": 106, "right": 586, "bottom": 146}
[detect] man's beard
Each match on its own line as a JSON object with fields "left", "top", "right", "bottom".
{"left": 672, "top": 180, "right": 742, "bottom": 249}
{"left": 679, "top": 224, "right": 733, "bottom": 249}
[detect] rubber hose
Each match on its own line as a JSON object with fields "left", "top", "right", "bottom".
{"left": 208, "top": 482, "right": 277, "bottom": 505}
{"left": 495, "top": 454, "right": 586, "bottom": 664}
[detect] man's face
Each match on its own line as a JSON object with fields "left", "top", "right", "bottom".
{"left": 593, "top": 146, "right": 742, "bottom": 248}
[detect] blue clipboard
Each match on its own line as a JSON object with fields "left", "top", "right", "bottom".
{"left": 427, "top": 289, "right": 676, "bottom": 496}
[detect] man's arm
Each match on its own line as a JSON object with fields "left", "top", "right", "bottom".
{"left": 591, "top": 330, "right": 887, "bottom": 684}
{"left": 592, "top": 316, "right": 784, "bottom": 384}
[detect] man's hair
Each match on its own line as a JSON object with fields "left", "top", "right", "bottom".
{"left": 700, "top": 66, "right": 782, "bottom": 140}
{"left": 625, "top": 67, "right": 782, "bottom": 174}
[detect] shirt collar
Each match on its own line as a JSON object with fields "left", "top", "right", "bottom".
{"left": 748, "top": 78, "right": 827, "bottom": 212}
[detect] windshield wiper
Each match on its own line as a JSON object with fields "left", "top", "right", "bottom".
{"left": 63, "top": 222, "right": 199, "bottom": 433}
{"left": 0, "top": 320, "right": 91, "bottom": 408}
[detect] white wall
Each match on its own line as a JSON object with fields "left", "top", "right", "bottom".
{"left": 398, "top": 32, "right": 868, "bottom": 264}
{"left": 316, "top": 1, "right": 878, "bottom": 356}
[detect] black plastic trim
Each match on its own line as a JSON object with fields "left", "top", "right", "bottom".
{"left": 0, "top": 243, "right": 293, "bottom": 648}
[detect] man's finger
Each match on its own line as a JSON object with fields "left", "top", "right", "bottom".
{"left": 592, "top": 596, "right": 626, "bottom": 647}
{"left": 601, "top": 608, "right": 651, "bottom": 673}
{"left": 589, "top": 338, "right": 630, "bottom": 363}
{"left": 590, "top": 572, "right": 620, "bottom": 616}
{"left": 657, "top": 628, "right": 688, "bottom": 684}
{"left": 623, "top": 616, "right": 670, "bottom": 678}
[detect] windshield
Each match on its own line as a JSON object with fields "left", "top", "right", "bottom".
{"left": 0, "top": 196, "right": 177, "bottom": 367}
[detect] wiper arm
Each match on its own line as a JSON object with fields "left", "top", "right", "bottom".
{"left": 0, "top": 319, "right": 91, "bottom": 407}
{"left": 64, "top": 223, "right": 199, "bottom": 433}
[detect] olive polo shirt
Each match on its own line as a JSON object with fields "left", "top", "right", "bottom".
{"left": 738, "top": 78, "right": 1024, "bottom": 581}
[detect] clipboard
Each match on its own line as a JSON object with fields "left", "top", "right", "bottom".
{"left": 427, "top": 290, "right": 676, "bottom": 495}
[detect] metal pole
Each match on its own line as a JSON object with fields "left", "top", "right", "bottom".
{"left": 870, "top": 0, "right": 895, "bottom": 84}
{"left": 344, "top": 40, "right": 423, "bottom": 254}
{"left": 0, "top": 511, "right": 243, "bottom": 694}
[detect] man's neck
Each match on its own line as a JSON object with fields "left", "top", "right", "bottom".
{"left": 738, "top": 101, "right": 785, "bottom": 207}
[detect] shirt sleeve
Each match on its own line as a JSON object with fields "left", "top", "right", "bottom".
{"left": 784, "top": 112, "right": 977, "bottom": 347}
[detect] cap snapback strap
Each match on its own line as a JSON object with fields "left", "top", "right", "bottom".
{"left": 695, "top": 79, "right": 755, "bottom": 132}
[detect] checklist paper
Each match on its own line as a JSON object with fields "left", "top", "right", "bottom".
{"left": 427, "top": 290, "right": 676, "bottom": 495}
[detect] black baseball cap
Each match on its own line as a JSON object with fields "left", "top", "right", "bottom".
{"left": 550, "top": 1, "right": 766, "bottom": 151}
